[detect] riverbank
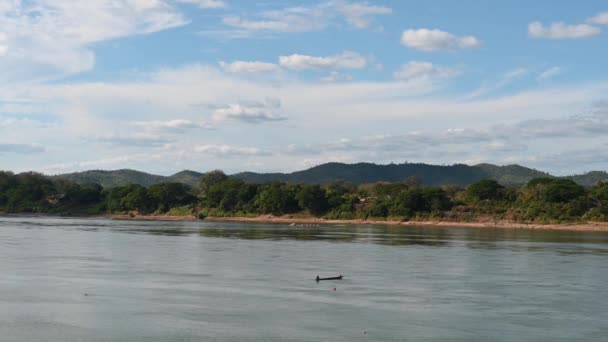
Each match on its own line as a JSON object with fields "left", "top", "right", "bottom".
{"left": 108, "top": 213, "right": 608, "bottom": 232}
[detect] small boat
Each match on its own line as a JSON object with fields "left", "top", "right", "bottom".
{"left": 316, "top": 274, "right": 343, "bottom": 282}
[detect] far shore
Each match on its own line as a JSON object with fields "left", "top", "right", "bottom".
{"left": 107, "top": 214, "right": 608, "bottom": 232}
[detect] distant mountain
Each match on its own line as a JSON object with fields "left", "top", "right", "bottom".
{"left": 165, "top": 170, "right": 204, "bottom": 186}
{"left": 232, "top": 162, "right": 552, "bottom": 187}
{"left": 473, "top": 163, "right": 551, "bottom": 186}
{"left": 565, "top": 171, "right": 608, "bottom": 188}
{"left": 52, "top": 169, "right": 202, "bottom": 188}
{"left": 51, "top": 163, "right": 608, "bottom": 188}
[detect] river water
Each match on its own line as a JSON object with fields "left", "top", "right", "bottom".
{"left": 1, "top": 216, "right": 607, "bottom": 341}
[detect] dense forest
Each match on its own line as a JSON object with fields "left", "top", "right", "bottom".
{"left": 3, "top": 169, "right": 608, "bottom": 224}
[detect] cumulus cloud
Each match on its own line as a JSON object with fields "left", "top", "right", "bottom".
{"left": 212, "top": 98, "right": 286, "bottom": 124}
{"left": 400, "top": 28, "right": 480, "bottom": 51}
{"left": 279, "top": 51, "right": 368, "bottom": 70}
{"left": 538, "top": 67, "right": 562, "bottom": 81}
{"left": 219, "top": 60, "right": 281, "bottom": 74}
{"left": 393, "top": 61, "right": 460, "bottom": 82}
{"left": 528, "top": 21, "right": 601, "bottom": 39}
{"left": 0, "top": 0, "right": 187, "bottom": 82}
{"left": 588, "top": 12, "right": 608, "bottom": 25}
{"left": 175, "top": 0, "right": 227, "bottom": 9}
{"left": 5, "top": 61, "right": 608, "bottom": 174}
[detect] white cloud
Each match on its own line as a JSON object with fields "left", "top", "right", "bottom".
{"left": 130, "top": 119, "right": 211, "bottom": 133}
{"left": 400, "top": 28, "right": 480, "bottom": 51}
{"left": 43, "top": 154, "right": 155, "bottom": 173}
{"left": 332, "top": 0, "right": 392, "bottom": 29}
{"left": 467, "top": 68, "right": 529, "bottom": 99}
{"left": 175, "top": 0, "right": 226, "bottom": 9}
{"left": 321, "top": 71, "right": 353, "bottom": 82}
{"left": 193, "top": 144, "right": 270, "bottom": 156}
{"left": 0, "top": 117, "right": 47, "bottom": 129}
{"left": 219, "top": 60, "right": 281, "bottom": 74}
{"left": 212, "top": 98, "right": 286, "bottom": 124}
{"left": 393, "top": 61, "right": 460, "bottom": 82}
{"left": 0, "top": 0, "right": 187, "bottom": 82}
{"left": 0, "top": 32, "right": 6, "bottom": 56}
{"left": 90, "top": 134, "right": 173, "bottom": 147}
{"left": 6, "top": 62, "right": 608, "bottom": 174}
{"left": 538, "top": 67, "right": 562, "bottom": 81}
{"left": 279, "top": 51, "right": 368, "bottom": 70}
{"left": 222, "top": 6, "right": 327, "bottom": 33}
{"left": 588, "top": 12, "right": 608, "bottom": 25}
{"left": 528, "top": 21, "right": 601, "bottom": 39}
{"left": 0, "top": 143, "right": 44, "bottom": 154}
{"left": 220, "top": 1, "right": 391, "bottom": 35}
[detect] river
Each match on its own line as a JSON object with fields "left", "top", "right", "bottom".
{"left": 1, "top": 216, "right": 607, "bottom": 341}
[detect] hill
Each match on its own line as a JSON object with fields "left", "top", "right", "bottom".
{"left": 52, "top": 169, "right": 202, "bottom": 188}
{"left": 565, "top": 171, "right": 608, "bottom": 188}
{"left": 232, "top": 162, "right": 552, "bottom": 186}
{"left": 51, "top": 163, "right": 608, "bottom": 188}
{"left": 165, "top": 170, "right": 204, "bottom": 186}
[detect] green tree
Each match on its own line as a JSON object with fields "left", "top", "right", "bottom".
{"left": 391, "top": 188, "right": 451, "bottom": 217}
{"left": 296, "top": 185, "right": 329, "bottom": 216}
{"left": 199, "top": 170, "right": 228, "bottom": 196}
{"left": 526, "top": 178, "right": 585, "bottom": 203}
{"left": 106, "top": 184, "right": 143, "bottom": 212}
{"left": 466, "top": 179, "right": 506, "bottom": 202}
{"left": 255, "top": 182, "right": 299, "bottom": 215}
{"left": 148, "top": 182, "right": 196, "bottom": 212}
{"left": 122, "top": 187, "right": 154, "bottom": 213}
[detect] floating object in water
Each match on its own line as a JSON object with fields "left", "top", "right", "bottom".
{"left": 332, "top": 287, "right": 336, "bottom": 291}
{"left": 290, "top": 223, "right": 319, "bottom": 228}
{"left": 316, "top": 274, "right": 343, "bottom": 282}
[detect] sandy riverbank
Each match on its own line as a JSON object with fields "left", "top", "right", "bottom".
{"left": 108, "top": 214, "right": 608, "bottom": 232}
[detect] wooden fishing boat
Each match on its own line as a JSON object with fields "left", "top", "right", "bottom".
{"left": 316, "top": 274, "right": 343, "bottom": 282}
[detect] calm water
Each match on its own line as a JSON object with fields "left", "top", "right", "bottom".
{"left": 1, "top": 216, "right": 607, "bottom": 341}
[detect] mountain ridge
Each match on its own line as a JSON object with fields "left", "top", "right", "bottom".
{"left": 48, "top": 162, "right": 608, "bottom": 188}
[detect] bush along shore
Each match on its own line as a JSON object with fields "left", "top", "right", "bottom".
{"left": 3, "top": 170, "right": 608, "bottom": 230}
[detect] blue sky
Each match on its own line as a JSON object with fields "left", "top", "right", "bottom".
{"left": 1, "top": 0, "right": 608, "bottom": 175}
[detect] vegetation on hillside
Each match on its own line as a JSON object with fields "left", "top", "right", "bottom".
{"left": 3, "top": 170, "right": 608, "bottom": 224}
{"left": 52, "top": 169, "right": 203, "bottom": 188}
{"left": 53, "top": 163, "right": 608, "bottom": 189}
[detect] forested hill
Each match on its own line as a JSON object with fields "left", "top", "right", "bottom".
{"left": 52, "top": 163, "right": 608, "bottom": 188}
{"left": 232, "top": 162, "right": 554, "bottom": 186}
{"left": 52, "top": 169, "right": 203, "bottom": 188}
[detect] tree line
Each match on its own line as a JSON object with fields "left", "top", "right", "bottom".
{"left": 2, "top": 170, "right": 608, "bottom": 223}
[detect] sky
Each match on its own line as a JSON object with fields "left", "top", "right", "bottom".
{"left": 1, "top": 0, "right": 608, "bottom": 176}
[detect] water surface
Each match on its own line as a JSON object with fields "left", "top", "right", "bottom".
{"left": 1, "top": 216, "right": 607, "bottom": 341}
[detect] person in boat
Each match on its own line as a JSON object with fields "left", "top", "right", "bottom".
{"left": 316, "top": 275, "right": 320, "bottom": 281}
